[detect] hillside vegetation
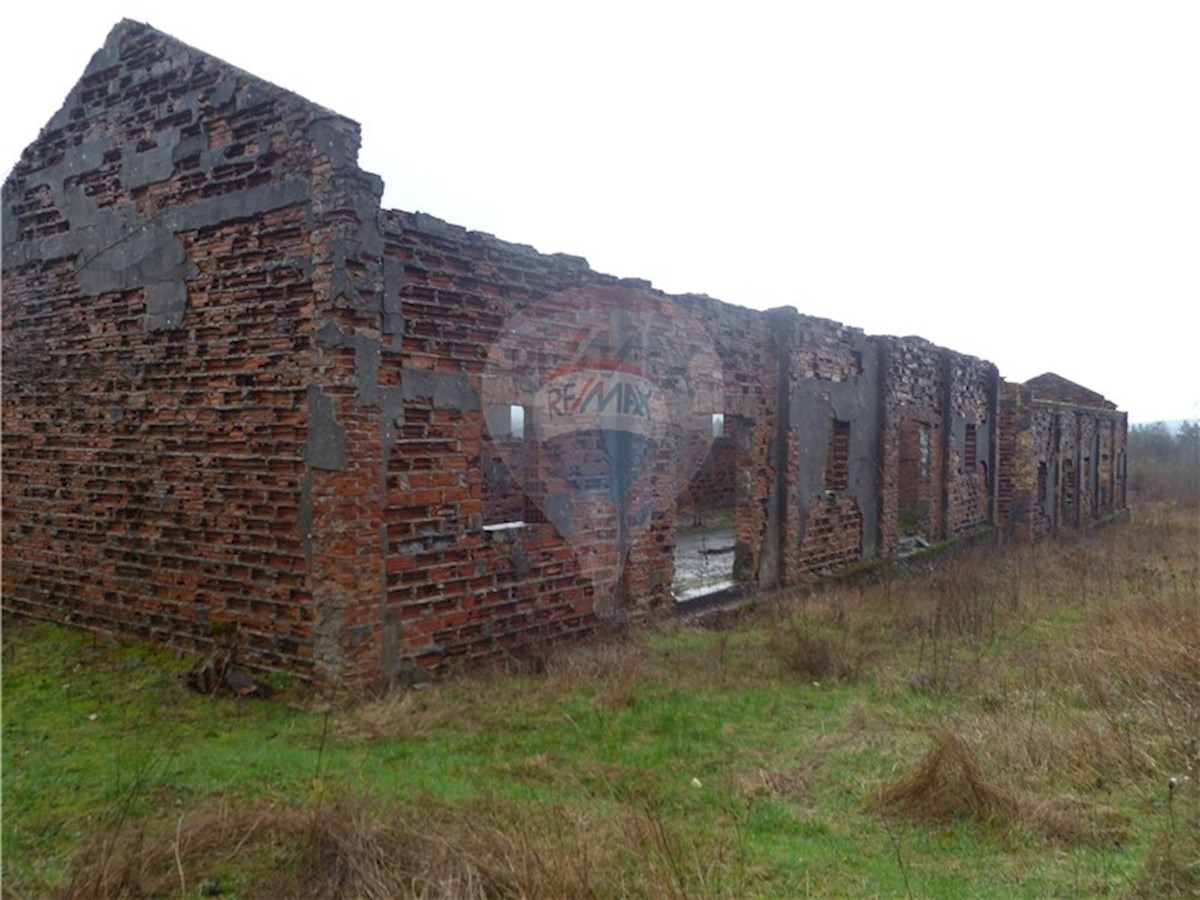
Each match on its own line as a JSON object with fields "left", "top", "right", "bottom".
{"left": 3, "top": 504, "right": 1198, "bottom": 898}
{"left": 1129, "top": 422, "right": 1200, "bottom": 506}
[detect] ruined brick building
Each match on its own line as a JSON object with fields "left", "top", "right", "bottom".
{"left": 1, "top": 21, "right": 1128, "bottom": 692}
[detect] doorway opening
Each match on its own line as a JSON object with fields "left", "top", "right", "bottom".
{"left": 673, "top": 413, "right": 736, "bottom": 600}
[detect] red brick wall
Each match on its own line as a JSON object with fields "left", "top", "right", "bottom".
{"left": 798, "top": 496, "right": 864, "bottom": 571}
{"left": 876, "top": 338, "right": 1001, "bottom": 551}
{"left": 375, "top": 211, "right": 783, "bottom": 671}
{"left": 2, "top": 22, "right": 335, "bottom": 679}
{"left": 677, "top": 435, "right": 736, "bottom": 515}
{"left": 996, "top": 383, "right": 1027, "bottom": 538}
{"left": 781, "top": 315, "right": 878, "bottom": 576}
{"left": 878, "top": 337, "right": 947, "bottom": 552}
{"left": 944, "top": 355, "right": 997, "bottom": 536}
{"left": 675, "top": 296, "right": 781, "bottom": 587}
{"left": 996, "top": 383, "right": 1128, "bottom": 542}
{"left": 2, "top": 20, "right": 1132, "bottom": 690}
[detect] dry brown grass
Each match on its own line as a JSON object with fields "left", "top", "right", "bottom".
{"left": 948, "top": 713, "right": 1158, "bottom": 793}
{"left": 1050, "top": 599, "right": 1200, "bottom": 772}
{"left": 29, "top": 506, "right": 1198, "bottom": 897}
{"left": 56, "top": 791, "right": 732, "bottom": 900}
{"left": 336, "top": 633, "right": 653, "bottom": 743}
{"left": 754, "top": 585, "right": 883, "bottom": 684}
{"left": 735, "top": 762, "right": 820, "bottom": 803}
{"left": 860, "top": 509, "right": 1197, "bottom": 858}
{"left": 335, "top": 687, "right": 445, "bottom": 742}
{"left": 869, "top": 729, "right": 1020, "bottom": 828}
{"left": 868, "top": 729, "right": 1129, "bottom": 847}
{"left": 542, "top": 634, "right": 650, "bottom": 710}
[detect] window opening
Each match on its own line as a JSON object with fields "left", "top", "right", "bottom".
{"left": 486, "top": 404, "right": 525, "bottom": 441}
{"left": 483, "top": 404, "right": 531, "bottom": 527}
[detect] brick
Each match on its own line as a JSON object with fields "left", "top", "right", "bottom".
{"left": 2, "top": 20, "right": 1129, "bottom": 695}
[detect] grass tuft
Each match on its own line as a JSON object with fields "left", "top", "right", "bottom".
{"left": 869, "top": 728, "right": 1020, "bottom": 828}
{"left": 53, "top": 791, "right": 731, "bottom": 900}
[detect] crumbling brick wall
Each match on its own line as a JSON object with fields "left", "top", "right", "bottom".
{"left": 1, "top": 20, "right": 402, "bottom": 691}
{"left": 1, "top": 20, "right": 1131, "bottom": 690}
{"left": 781, "top": 315, "right": 880, "bottom": 574}
{"left": 875, "top": 338, "right": 1001, "bottom": 553}
{"left": 877, "top": 338, "right": 946, "bottom": 551}
{"left": 1, "top": 21, "right": 338, "bottom": 678}
{"left": 997, "top": 382, "right": 1128, "bottom": 542}
{"left": 674, "top": 296, "right": 781, "bottom": 588}
{"left": 996, "top": 382, "right": 1030, "bottom": 539}
{"left": 677, "top": 436, "right": 735, "bottom": 516}
{"left": 943, "top": 355, "right": 999, "bottom": 536}
{"left": 373, "top": 211, "right": 786, "bottom": 673}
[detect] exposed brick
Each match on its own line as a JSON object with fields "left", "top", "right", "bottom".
{"left": 2, "top": 20, "right": 1130, "bottom": 693}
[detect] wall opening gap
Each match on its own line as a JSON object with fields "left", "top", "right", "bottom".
{"left": 898, "top": 418, "right": 932, "bottom": 537}
{"left": 482, "top": 404, "right": 540, "bottom": 528}
{"left": 674, "top": 415, "right": 736, "bottom": 601}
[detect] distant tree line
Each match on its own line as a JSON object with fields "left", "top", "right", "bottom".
{"left": 1128, "top": 421, "right": 1200, "bottom": 506}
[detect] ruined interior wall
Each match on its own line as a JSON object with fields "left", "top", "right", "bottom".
{"left": 674, "top": 296, "right": 780, "bottom": 588}
{"left": 3, "top": 21, "right": 1134, "bottom": 689}
{"left": 0, "top": 21, "right": 340, "bottom": 678}
{"left": 1022, "top": 400, "right": 1128, "bottom": 541}
{"left": 996, "top": 383, "right": 1033, "bottom": 540}
{"left": 378, "top": 211, "right": 628, "bottom": 673}
{"left": 944, "top": 355, "right": 999, "bottom": 535}
{"left": 375, "top": 214, "right": 785, "bottom": 672}
{"left": 1056, "top": 407, "right": 1080, "bottom": 528}
{"left": 1079, "top": 413, "right": 1098, "bottom": 523}
{"left": 876, "top": 338, "right": 1001, "bottom": 552}
{"left": 1029, "top": 402, "right": 1060, "bottom": 539}
{"left": 786, "top": 316, "right": 879, "bottom": 574}
{"left": 876, "top": 337, "right": 947, "bottom": 553}
{"left": 677, "top": 436, "right": 735, "bottom": 515}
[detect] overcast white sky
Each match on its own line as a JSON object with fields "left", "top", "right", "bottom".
{"left": 3, "top": 2, "right": 1197, "bottom": 424}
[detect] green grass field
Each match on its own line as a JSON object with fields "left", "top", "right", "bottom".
{"left": 4, "top": 506, "right": 1198, "bottom": 898}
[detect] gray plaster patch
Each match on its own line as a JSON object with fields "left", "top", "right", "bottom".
{"left": 144, "top": 279, "right": 188, "bottom": 332}
{"left": 122, "top": 142, "right": 176, "bottom": 190}
{"left": 401, "top": 370, "right": 479, "bottom": 412}
{"left": 354, "top": 337, "right": 382, "bottom": 407}
{"left": 166, "top": 180, "right": 309, "bottom": 231}
{"left": 758, "top": 478, "right": 781, "bottom": 586}
{"left": 75, "top": 216, "right": 195, "bottom": 303}
{"left": 509, "top": 538, "right": 531, "bottom": 576}
{"left": 8, "top": 178, "right": 309, "bottom": 280}
{"left": 315, "top": 319, "right": 384, "bottom": 407}
{"left": 316, "top": 320, "right": 345, "bottom": 347}
{"left": 307, "top": 118, "right": 359, "bottom": 171}
{"left": 379, "top": 386, "right": 404, "bottom": 450}
{"left": 382, "top": 257, "right": 405, "bottom": 338}
{"left": 1, "top": 202, "right": 17, "bottom": 252}
{"left": 545, "top": 491, "right": 574, "bottom": 538}
{"left": 306, "top": 385, "right": 347, "bottom": 471}
{"left": 235, "top": 82, "right": 273, "bottom": 114}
